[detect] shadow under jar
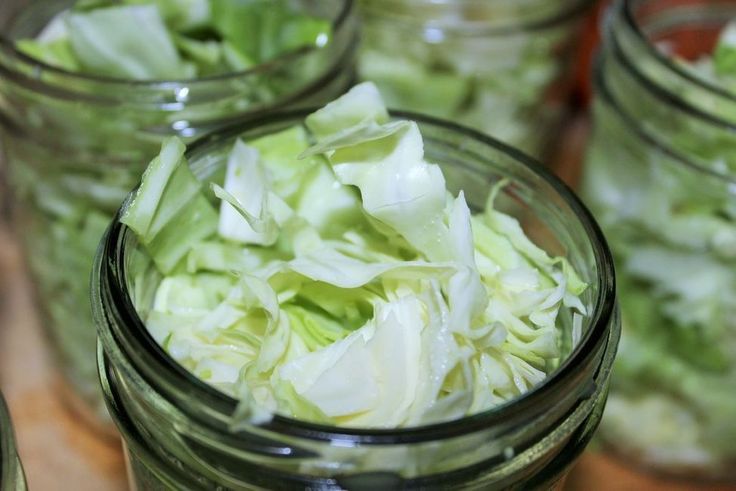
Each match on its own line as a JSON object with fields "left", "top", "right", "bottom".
{"left": 0, "top": 0, "right": 358, "bottom": 429}
{"left": 0, "top": 394, "right": 26, "bottom": 491}
{"left": 92, "top": 111, "right": 619, "bottom": 490}
{"left": 581, "top": 0, "right": 736, "bottom": 480}
{"left": 357, "top": 0, "right": 594, "bottom": 159}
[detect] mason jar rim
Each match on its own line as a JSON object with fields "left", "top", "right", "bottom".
{"left": 359, "top": 0, "right": 594, "bottom": 35}
{"left": 95, "top": 109, "right": 617, "bottom": 445}
{"left": 612, "top": 0, "right": 736, "bottom": 128}
{"left": 593, "top": 52, "right": 736, "bottom": 186}
{"left": 0, "top": 0, "right": 354, "bottom": 88}
{"left": 622, "top": 0, "right": 736, "bottom": 103}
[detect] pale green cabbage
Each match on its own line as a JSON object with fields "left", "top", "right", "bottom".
{"left": 124, "top": 83, "right": 587, "bottom": 428}
{"left": 15, "top": 0, "right": 331, "bottom": 79}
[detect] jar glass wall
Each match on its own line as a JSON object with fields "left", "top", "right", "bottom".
{"left": 581, "top": 0, "right": 736, "bottom": 479}
{"left": 357, "top": 0, "right": 593, "bottom": 158}
{"left": 0, "top": 394, "right": 26, "bottom": 491}
{"left": 92, "top": 112, "right": 619, "bottom": 489}
{"left": 0, "top": 0, "right": 357, "bottom": 426}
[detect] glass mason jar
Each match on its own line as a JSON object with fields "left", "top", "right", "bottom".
{"left": 92, "top": 111, "right": 619, "bottom": 489}
{"left": 357, "top": 0, "right": 594, "bottom": 158}
{"left": 0, "top": 0, "right": 357, "bottom": 427}
{"left": 0, "top": 394, "right": 26, "bottom": 491}
{"left": 581, "top": 0, "right": 736, "bottom": 480}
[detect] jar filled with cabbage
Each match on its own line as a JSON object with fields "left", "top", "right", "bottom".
{"left": 0, "top": 0, "right": 358, "bottom": 426}
{"left": 582, "top": 0, "right": 736, "bottom": 479}
{"left": 93, "top": 83, "right": 619, "bottom": 489}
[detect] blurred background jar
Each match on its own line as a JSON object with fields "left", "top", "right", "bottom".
{"left": 0, "top": 393, "right": 26, "bottom": 491}
{"left": 0, "top": 0, "right": 357, "bottom": 430}
{"left": 357, "top": 0, "right": 595, "bottom": 159}
{"left": 582, "top": 0, "right": 736, "bottom": 480}
{"left": 92, "top": 111, "right": 619, "bottom": 490}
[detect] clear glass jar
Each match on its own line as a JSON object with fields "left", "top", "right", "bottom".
{"left": 357, "top": 0, "right": 594, "bottom": 158}
{"left": 0, "top": 0, "right": 357, "bottom": 427}
{"left": 92, "top": 111, "right": 619, "bottom": 489}
{"left": 0, "top": 394, "right": 26, "bottom": 491}
{"left": 581, "top": 0, "right": 736, "bottom": 480}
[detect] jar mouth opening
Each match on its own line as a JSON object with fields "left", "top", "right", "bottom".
{"left": 620, "top": 0, "right": 736, "bottom": 106}
{"left": 98, "top": 109, "right": 617, "bottom": 444}
{"left": 0, "top": 0, "right": 354, "bottom": 87}
{"left": 593, "top": 53, "right": 736, "bottom": 184}
{"left": 361, "top": 0, "right": 593, "bottom": 36}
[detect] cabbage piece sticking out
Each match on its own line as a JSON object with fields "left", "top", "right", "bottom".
{"left": 66, "top": 5, "right": 195, "bottom": 79}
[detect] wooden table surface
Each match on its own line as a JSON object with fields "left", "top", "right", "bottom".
{"left": 0, "top": 116, "right": 734, "bottom": 490}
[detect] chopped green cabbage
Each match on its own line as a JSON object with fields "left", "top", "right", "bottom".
{"left": 124, "top": 83, "right": 588, "bottom": 427}
{"left": 15, "top": 0, "right": 331, "bottom": 79}
{"left": 356, "top": 1, "right": 588, "bottom": 157}
{"left": 583, "top": 20, "right": 736, "bottom": 472}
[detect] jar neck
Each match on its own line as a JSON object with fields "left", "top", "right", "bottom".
{"left": 97, "top": 331, "right": 617, "bottom": 489}
{"left": 598, "top": 0, "right": 736, "bottom": 180}
{"left": 359, "top": 0, "right": 593, "bottom": 33}
{"left": 95, "top": 221, "right": 618, "bottom": 487}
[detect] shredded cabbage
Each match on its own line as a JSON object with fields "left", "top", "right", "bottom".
{"left": 123, "top": 83, "right": 587, "bottom": 428}
{"left": 15, "top": 0, "right": 331, "bottom": 79}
